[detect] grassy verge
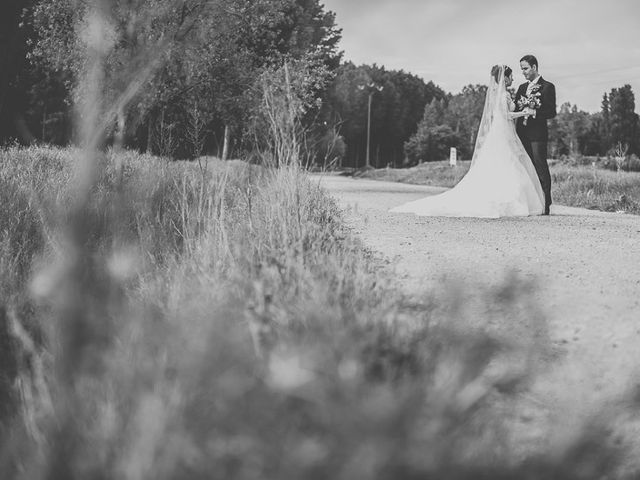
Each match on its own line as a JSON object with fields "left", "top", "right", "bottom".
{"left": 550, "top": 164, "right": 640, "bottom": 214}
{"left": 356, "top": 160, "right": 640, "bottom": 214}
{"left": 0, "top": 146, "right": 635, "bottom": 478}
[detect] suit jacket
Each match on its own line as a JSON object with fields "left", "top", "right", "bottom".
{"left": 515, "top": 77, "right": 556, "bottom": 142}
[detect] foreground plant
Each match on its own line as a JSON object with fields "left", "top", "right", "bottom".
{"left": 0, "top": 1, "right": 637, "bottom": 478}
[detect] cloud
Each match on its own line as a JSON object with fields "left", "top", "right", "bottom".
{"left": 323, "top": 0, "right": 640, "bottom": 111}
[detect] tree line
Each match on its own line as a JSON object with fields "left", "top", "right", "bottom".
{"left": 0, "top": 0, "right": 342, "bottom": 161}
{"left": 1, "top": 0, "right": 638, "bottom": 167}
{"left": 406, "top": 84, "right": 640, "bottom": 165}
{"left": 549, "top": 86, "right": 640, "bottom": 159}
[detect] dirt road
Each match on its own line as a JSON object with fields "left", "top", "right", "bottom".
{"left": 315, "top": 173, "right": 640, "bottom": 430}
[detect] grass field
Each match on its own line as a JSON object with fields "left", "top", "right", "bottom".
{"left": 357, "top": 160, "right": 640, "bottom": 215}
{"left": 0, "top": 146, "right": 635, "bottom": 478}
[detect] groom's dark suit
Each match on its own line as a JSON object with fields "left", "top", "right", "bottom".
{"left": 515, "top": 77, "right": 556, "bottom": 214}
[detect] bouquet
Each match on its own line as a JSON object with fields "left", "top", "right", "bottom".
{"left": 517, "top": 83, "right": 541, "bottom": 125}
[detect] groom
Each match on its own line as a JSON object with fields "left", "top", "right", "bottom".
{"left": 515, "top": 54, "right": 556, "bottom": 215}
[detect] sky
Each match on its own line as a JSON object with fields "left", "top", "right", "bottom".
{"left": 321, "top": 0, "right": 640, "bottom": 112}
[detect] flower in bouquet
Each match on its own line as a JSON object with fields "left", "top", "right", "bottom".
{"left": 517, "top": 83, "right": 542, "bottom": 125}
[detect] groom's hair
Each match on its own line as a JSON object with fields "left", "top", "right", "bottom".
{"left": 520, "top": 54, "right": 538, "bottom": 69}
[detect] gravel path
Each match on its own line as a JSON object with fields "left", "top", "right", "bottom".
{"left": 315, "top": 173, "right": 640, "bottom": 433}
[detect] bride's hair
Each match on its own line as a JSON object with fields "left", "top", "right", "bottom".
{"left": 491, "top": 65, "right": 512, "bottom": 83}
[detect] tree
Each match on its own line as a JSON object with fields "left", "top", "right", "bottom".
{"left": 549, "top": 102, "right": 592, "bottom": 157}
{"left": 196, "top": 0, "right": 342, "bottom": 159}
{"left": 404, "top": 123, "right": 460, "bottom": 164}
{"left": 403, "top": 83, "right": 487, "bottom": 165}
{"left": 404, "top": 98, "right": 458, "bottom": 164}
{"left": 248, "top": 57, "right": 332, "bottom": 166}
{"left": 30, "top": 0, "right": 221, "bottom": 150}
{"left": 580, "top": 114, "right": 602, "bottom": 156}
{"left": 608, "top": 84, "right": 640, "bottom": 155}
{"left": 322, "top": 63, "right": 445, "bottom": 167}
{"left": 0, "top": 0, "right": 41, "bottom": 143}
{"left": 444, "top": 84, "right": 487, "bottom": 158}
{"left": 320, "top": 63, "right": 371, "bottom": 166}
{"left": 24, "top": 0, "right": 341, "bottom": 158}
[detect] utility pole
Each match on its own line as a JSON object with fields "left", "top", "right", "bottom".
{"left": 357, "top": 82, "right": 383, "bottom": 169}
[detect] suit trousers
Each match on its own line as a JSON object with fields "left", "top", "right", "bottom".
{"left": 522, "top": 140, "right": 552, "bottom": 210}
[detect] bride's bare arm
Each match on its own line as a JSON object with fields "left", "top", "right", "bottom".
{"left": 505, "top": 94, "right": 528, "bottom": 120}
{"left": 508, "top": 108, "right": 533, "bottom": 120}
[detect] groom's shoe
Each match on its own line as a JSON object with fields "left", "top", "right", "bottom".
{"left": 543, "top": 205, "right": 550, "bottom": 215}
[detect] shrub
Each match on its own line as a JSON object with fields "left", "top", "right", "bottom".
{"left": 601, "top": 154, "right": 640, "bottom": 172}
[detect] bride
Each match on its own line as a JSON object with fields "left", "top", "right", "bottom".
{"left": 390, "top": 65, "right": 544, "bottom": 218}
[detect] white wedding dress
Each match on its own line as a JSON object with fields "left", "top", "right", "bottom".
{"left": 390, "top": 66, "right": 544, "bottom": 218}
